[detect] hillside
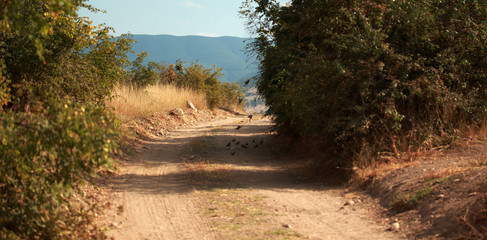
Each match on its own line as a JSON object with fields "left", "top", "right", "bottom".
{"left": 129, "top": 34, "right": 258, "bottom": 82}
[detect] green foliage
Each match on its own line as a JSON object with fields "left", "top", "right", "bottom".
{"left": 174, "top": 61, "right": 244, "bottom": 109}
{"left": 0, "top": 61, "right": 10, "bottom": 106}
{"left": 0, "top": 11, "right": 132, "bottom": 107}
{"left": 0, "top": 0, "right": 128, "bottom": 238}
{"left": 221, "top": 82, "right": 246, "bottom": 109}
{"left": 390, "top": 176, "right": 452, "bottom": 212}
{"left": 242, "top": 0, "right": 487, "bottom": 168}
{"left": 0, "top": 0, "right": 90, "bottom": 59}
{"left": 0, "top": 101, "right": 119, "bottom": 239}
{"left": 391, "top": 186, "right": 434, "bottom": 212}
{"left": 125, "top": 56, "right": 245, "bottom": 109}
{"left": 127, "top": 51, "right": 160, "bottom": 88}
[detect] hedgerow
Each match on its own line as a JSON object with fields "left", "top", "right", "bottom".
{"left": 242, "top": 0, "right": 487, "bottom": 169}
{"left": 0, "top": 101, "right": 119, "bottom": 239}
{"left": 0, "top": 10, "right": 132, "bottom": 107}
{"left": 1, "top": 0, "right": 128, "bottom": 238}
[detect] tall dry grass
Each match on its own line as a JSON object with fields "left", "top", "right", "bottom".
{"left": 108, "top": 84, "right": 207, "bottom": 122}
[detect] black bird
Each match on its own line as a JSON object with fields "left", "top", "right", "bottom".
{"left": 252, "top": 139, "right": 255, "bottom": 143}
{"left": 260, "top": 139, "right": 264, "bottom": 144}
{"left": 248, "top": 115, "right": 253, "bottom": 122}
{"left": 244, "top": 79, "right": 250, "bottom": 85}
{"left": 241, "top": 144, "right": 248, "bottom": 149}
{"left": 235, "top": 126, "right": 241, "bottom": 130}
{"left": 236, "top": 141, "right": 240, "bottom": 145}
{"left": 231, "top": 138, "right": 236, "bottom": 142}
{"left": 231, "top": 151, "right": 236, "bottom": 155}
{"left": 254, "top": 144, "right": 259, "bottom": 148}
{"left": 226, "top": 142, "right": 231, "bottom": 147}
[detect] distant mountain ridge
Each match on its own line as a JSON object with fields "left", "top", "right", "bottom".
{"left": 128, "top": 34, "right": 258, "bottom": 82}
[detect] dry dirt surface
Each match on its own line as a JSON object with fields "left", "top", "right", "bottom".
{"left": 360, "top": 139, "right": 487, "bottom": 239}
{"left": 102, "top": 116, "right": 403, "bottom": 240}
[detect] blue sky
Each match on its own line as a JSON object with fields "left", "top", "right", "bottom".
{"left": 78, "top": 0, "right": 273, "bottom": 37}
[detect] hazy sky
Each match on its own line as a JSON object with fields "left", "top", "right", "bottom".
{"left": 78, "top": 0, "right": 282, "bottom": 37}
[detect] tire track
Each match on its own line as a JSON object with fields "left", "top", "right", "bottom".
{"left": 106, "top": 123, "right": 227, "bottom": 240}
{"left": 105, "top": 116, "right": 402, "bottom": 239}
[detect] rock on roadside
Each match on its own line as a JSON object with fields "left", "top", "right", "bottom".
{"left": 187, "top": 100, "right": 198, "bottom": 112}
{"left": 170, "top": 108, "right": 185, "bottom": 117}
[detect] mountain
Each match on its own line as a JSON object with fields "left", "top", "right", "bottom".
{"left": 128, "top": 34, "right": 258, "bottom": 82}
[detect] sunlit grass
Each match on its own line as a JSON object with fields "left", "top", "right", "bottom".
{"left": 108, "top": 84, "right": 207, "bottom": 122}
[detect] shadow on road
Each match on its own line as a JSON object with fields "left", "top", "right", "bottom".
{"left": 110, "top": 119, "right": 329, "bottom": 196}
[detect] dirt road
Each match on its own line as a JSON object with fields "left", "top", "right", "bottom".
{"left": 105, "top": 116, "right": 402, "bottom": 239}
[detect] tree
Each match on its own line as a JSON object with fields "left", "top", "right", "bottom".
{"left": 221, "top": 82, "right": 245, "bottom": 109}
{"left": 1, "top": 1, "right": 132, "bottom": 108}
{"left": 242, "top": 0, "right": 487, "bottom": 168}
{"left": 128, "top": 51, "right": 160, "bottom": 88}
{"left": 175, "top": 62, "right": 225, "bottom": 109}
{"left": 1, "top": 1, "right": 129, "bottom": 238}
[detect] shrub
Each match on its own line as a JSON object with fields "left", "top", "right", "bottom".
{"left": 0, "top": 3, "right": 132, "bottom": 108}
{"left": 174, "top": 61, "right": 244, "bottom": 109}
{"left": 0, "top": 1, "right": 128, "bottom": 238}
{"left": 242, "top": 0, "right": 487, "bottom": 168}
{"left": 127, "top": 51, "right": 160, "bottom": 88}
{"left": 0, "top": 101, "right": 119, "bottom": 239}
{"left": 221, "top": 82, "right": 245, "bottom": 109}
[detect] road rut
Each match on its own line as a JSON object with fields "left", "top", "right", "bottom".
{"left": 105, "top": 116, "right": 402, "bottom": 240}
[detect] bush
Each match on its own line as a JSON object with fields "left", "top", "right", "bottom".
{"left": 221, "top": 82, "right": 245, "bottom": 109}
{"left": 0, "top": 101, "right": 119, "bottom": 239}
{"left": 242, "top": 0, "right": 487, "bottom": 168}
{"left": 0, "top": 4, "right": 132, "bottom": 108}
{"left": 0, "top": 1, "right": 128, "bottom": 238}
{"left": 127, "top": 51, "right": 160, "bottom": 88}
{"left": 174, "top": 61, "right": 244, "bottom": 109}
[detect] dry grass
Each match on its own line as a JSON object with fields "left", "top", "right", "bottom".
{"left": 421, "top": 165, "right": 467, "bottom": 181}
{"left": 351, "top": 121, "right": 487, "bottom": 186}
{"left": 460, "top": 194, "right": 487, "bottom": 239}
{"left": 350, "top": 160, "right": 417, "bottom": 185}
{"left": 349, "top": 147, "right": 457, "bottom": 187}
{"left": 108, "top": 84, "right": 207, "bottom": 122}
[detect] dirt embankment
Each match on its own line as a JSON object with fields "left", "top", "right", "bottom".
{"left": 98, "top": 111, "right": 402, "bottom": 240}
{"left": 354, "top": 140, "right": 487, "bottom": 239}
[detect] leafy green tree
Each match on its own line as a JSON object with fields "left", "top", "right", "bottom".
{"left": 1, "top": 0, "right": 124, "bottom": 107}
{"left": 242, "top": 0, "right": 487, "bottom": 168}
{"left": 221, "top": 82, "right": 245, "bottom": 109}
{"left": 1, "top": 3, "right": 132, "bottom": 108}
{"left": 0, "top": 0, "right": 89, "bottom": 56}
{"left": 0, "top": 101, "right": 118, "bottom": 239}
{"left": 0, "top": 0, "right": 130, "bottom": 238}
{"left": 175, "top": 62, "right": 225, "bottom": 108}
{"left": 128, "top": 51, "right": 161, "bottom": 88}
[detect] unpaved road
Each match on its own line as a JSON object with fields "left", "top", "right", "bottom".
{"left": 105, "top": 116, "right": 402, "bottom": 239}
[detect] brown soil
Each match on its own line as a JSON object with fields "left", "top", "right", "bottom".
{"left": 99, "top": 114, "right": 402, "bottom": 240}
{"left": 357, "top": 140, "right": 487, "bottom": 239}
